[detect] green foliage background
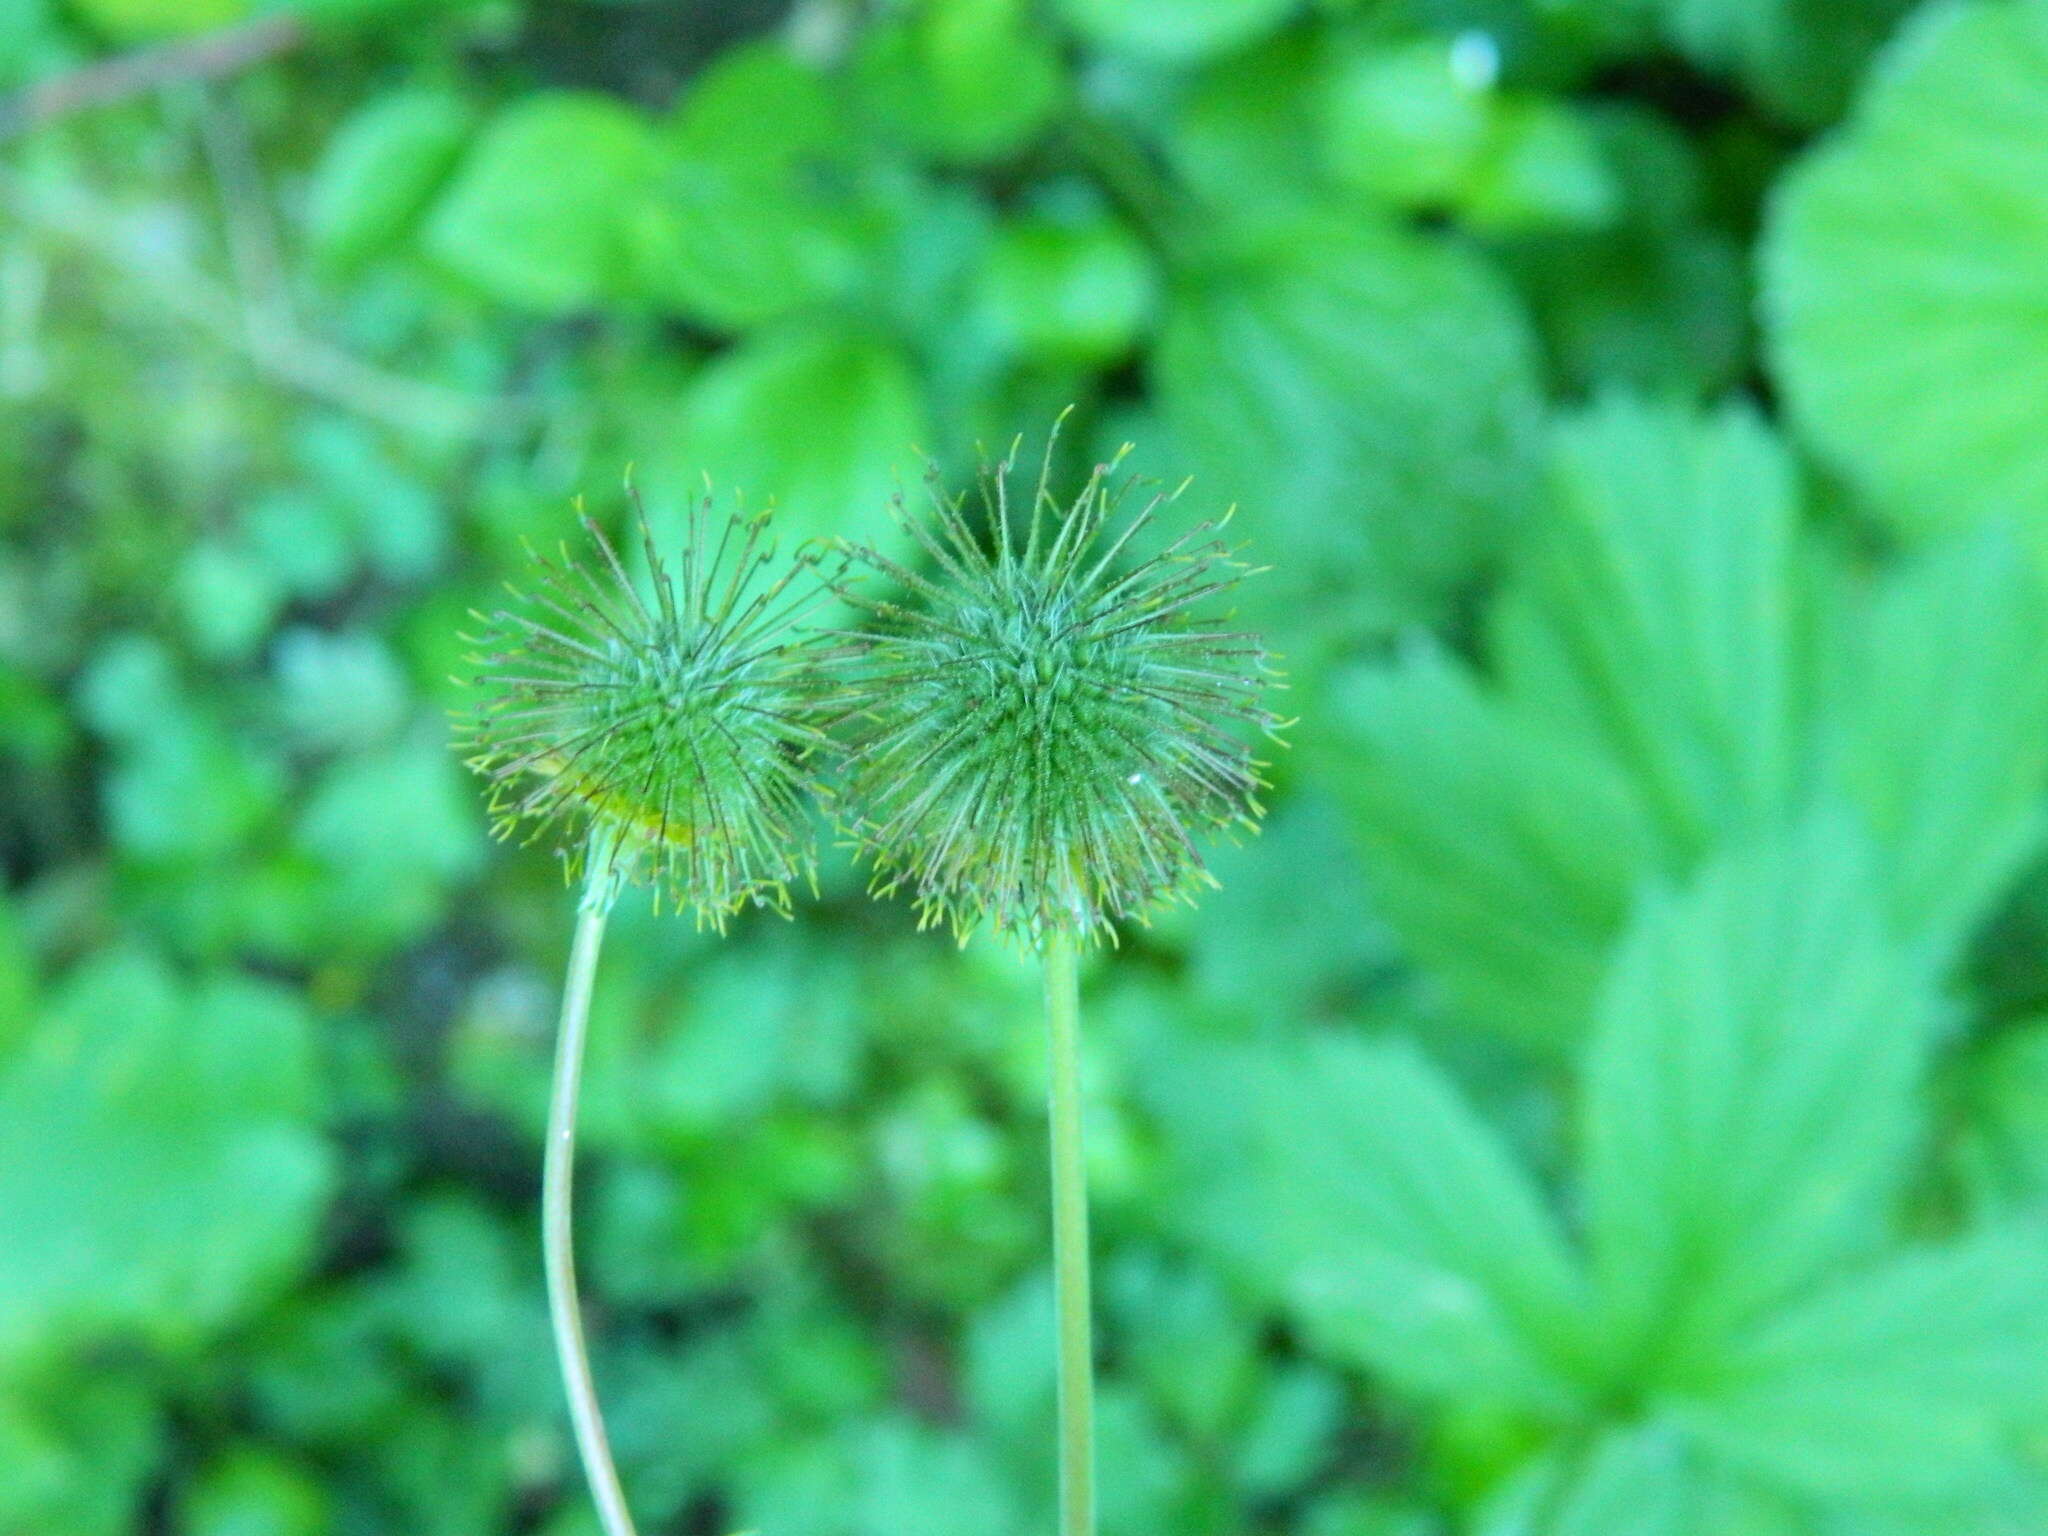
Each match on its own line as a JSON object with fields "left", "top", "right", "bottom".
{"left": 4, "top": 0, "right": 2048, "bottom": 1532}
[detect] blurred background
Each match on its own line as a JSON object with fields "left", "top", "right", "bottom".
{"left": 7, "top": 0, "right": 2048, "bottom": 1532}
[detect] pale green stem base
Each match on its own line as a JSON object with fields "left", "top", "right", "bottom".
{"left": 545, "top": 898, "right": 640, "bottom": 1536}
{"left": 1042, "top": 937, "right": 1097, "bottom": 1536}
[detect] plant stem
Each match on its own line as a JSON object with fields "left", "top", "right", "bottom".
{"left": 545, "top": 893, "right": 639, "bottom": 1536}
{"left": 1042, "top": 936, "right": 1096, "bottom": 1536}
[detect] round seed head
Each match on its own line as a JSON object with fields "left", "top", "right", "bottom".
{"left": 455, "top": 491, "right": 831, "bottom": 926}
{"left": 832, "top": 432, "right": 1283, "bottom": 946}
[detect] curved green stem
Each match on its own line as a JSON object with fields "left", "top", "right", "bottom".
{"left": 1042, "top": 937, "right": 1096, "bottom": 1536}
{"left": 545, "top": 894, "right": 639, "bottom": 1536}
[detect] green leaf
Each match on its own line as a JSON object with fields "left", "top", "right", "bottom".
{"left": 70, "top": 0, "right": 246, "bottom": 42}
{"left": 1155, "top": 213, "right": 1542, "bottom": 655}
{"left": 847, "top": 1415, "right": 1025, "bottom": 1535}
{"left": 1164, "top": 1032, "right": 1591, "bottom": 1413}
{"left": 1461, "top": 99, "right": 1620, "bottom": 234}
{"left": 1950, "top": 1015, "right": 2048, "bottom": 1212}
{"left": 1054, "top": 0, "right": 1296, "bottom": 62}
{"left": 424, "top": 93, "right": 657, "bottom": 313}
{"left": 1164, "top": 30, "right": 1327, "bottom": 219}
{"left": 633, "top": 43, "right": 867, "bottom": 332}
{"left": 1319, "top": 37, "right": 1495, "bottom": 209}
{"left": 1819, "top": 527, "right": 2048, "bottom": 962}
{"left": 183, "top": 1450, "right": 330, "bottom": 1536}
{"left": 1482, "top": 1424, "right": 1694, "bottom": 1536}
{"left": 0, "top": 1372, "right": 162, "bottom": 1536}
{"left": 0, "top": 949, "right": 332, "bottom": 1372}
{"left": 1681, "top": 1223, "right": 2048, "bottom": 1501}
{"left": 853, "top": 0, "right": 1064, "bottom": 164}
{"left": 1763, "top": 0, "right": 2048, "bottom": 547}
{"left": 657, "top": 319, "right": 927, "bottom": 553}
{"left": 1584, "top": 816, "right": 1933, "bottom": 1383}
{"left": 1491, "top": 396, "right": 1815, "bottom": 861}
{"left": 981, "top": 211, "right": 1157, "bottom": 367}
{"left": 306, "top": 88, "right": 473, "bottom": 275}
{"left": 1658, "top": 0, "right": 1919, "bottom": 124}
{"left": 292, "top": 728, "right": 485, "bottom": 953}
{"left": 1317, "top": 644, "right": 1661, "bottom": 1048}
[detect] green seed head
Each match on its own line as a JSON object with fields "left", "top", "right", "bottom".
{"left": 832, "top": 432, "right": 1283, "bottom": 947}
{"left": 455, "top": 491, "right": 831, "bottom": 927}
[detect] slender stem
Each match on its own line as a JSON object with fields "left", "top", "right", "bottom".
{"left": 1042, "top": 936, "right": 1096, "bottom": 1536}
{"left": 545, "top": 895, "right": 640, "bottom": 1536}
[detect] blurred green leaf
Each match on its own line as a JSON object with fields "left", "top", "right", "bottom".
{"left": 982, "top": 211, "right": 1157, "bottom": 367}
{"left": 1818, "top": 527, "right": 2048, "bottom": 962}
{"left": 1460, "top": 99, "right": 1619, "bottom": 234}
{"left": 1155, "top": 212, "right": 1542, "bottom": 654}
{"left": 1319, "top": 37, "right": 1494, "bottom": 209}
{"left": 1764, "top": 0, "right": 2048, "bottom": 548}
{"left": 1950, "top": 1016, "right": 2048, "bottom": 1211}
{"left": 0, "top": 1372, "right": 161, "bottom": 1536}
{"left": 633, "top": 42, "right": 867, "bottom": 332}
{"left": 0, "top": 949, "right": 331, "bottom": 1372}
{"left": 1055, "top": 0, "right": 1296, "bottom": 62}
{"left": 661, "top": 318, "right": 927, "bottom": 551}
{"left": 70, "top": 0, "right": 246, "bottom": 42}
{"left": 1584, "top": 816, "right": 1932, "bottom": 1384}
{"left": 307, "top": 88, "right": 474, "bottom": 275}
{"left": 1681, "top": 1223, "right": 2048, "bottom": 1501}
{"left": 1165, "top": 30, "right": 1327, "bottom": 217}
{"left": 1492, "top": 396, "right": 1815, "bottom": 860}
{"left": 176, "top": 540, "right": 285, "bottom": 663}
{"left": 183, "top": 1450, "right": 330, "bottom": 1536}
{"left": 854, "top": 0, "right": 1064, "bottom": 164}
{"left": 1659, "top": 0, "right": 1918, "bottom": 123}
{"left": 271, "top": 627, "right": 409, "bottom": 754}
{"left": 1166, "top": 1031, "right": 1591, "bottom": 1413}
{"left": 847, "top": 1415, "right": 1026, "bottom": 1535}
{"left": 292, "top": 727, "right": 485, "bottom": 951}
{"left": 1317, "top": 644, "right": 1661, "bottom": 1047}
{"left": 425, "top": 93, "right": 658, "bottom": 313}
{"left": 1482, "top": 1424, "right": 1694, "bottom": 1536}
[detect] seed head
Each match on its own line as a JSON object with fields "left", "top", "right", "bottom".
{"left": 455, "top": 490, "right": 831, "bottom": 926}
{"left": 831, "top": 432, "right": 1283, "bottom": 946}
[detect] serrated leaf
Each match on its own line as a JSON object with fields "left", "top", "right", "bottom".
{"left": 1584, "top": 816, "right": 1933, "bottom": 1384}
{"left": 1681, "top": 1223, "right": 2048, "bottom": 1502}
{"left": 0, "top": 950, "right": 332, "bottom": 1373}
{"left": 1763, "top": 0, "right": 2048, "bottom": 546}
{"left": 1317, "top": 644, "right": 1662, "bottom": 1048}
{"left": 1154, "top": 212, "right": 1542, "bottom": 657}
{"left": 1818, "top": 527, "right": 2048, "bottom": 963}
{"left": 1491, "top": 396, "right": 1815, "bottom": 861}
{"left": 424, "top": 93, "right": 657, "bottom": 313}
{"left": 1162, "top": 1032, "right": 1591, "bottom": 1413}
